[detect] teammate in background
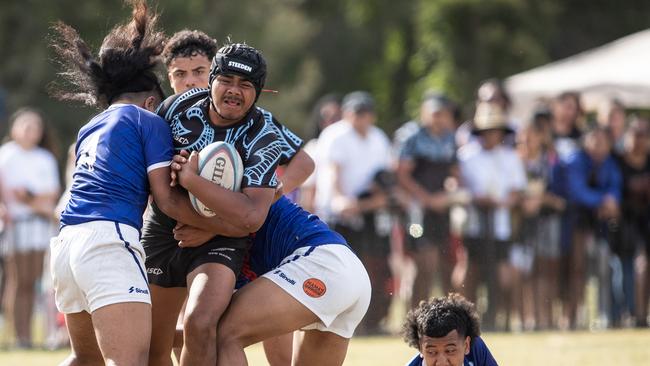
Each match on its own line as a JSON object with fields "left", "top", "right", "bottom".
{"left": 169, "top": 190, "right": 371, "bottom": 366}
{"left": 48, "top": 2, "right": 228, "bottom": 364}
{"left": 403, "top": 293, "right": 498, "bottom": 366}
{"left": 162, "top": 29, "right": 217, "bottom": 93}
{"left": 144, "top": 43, "right": 311, "bottom": 366}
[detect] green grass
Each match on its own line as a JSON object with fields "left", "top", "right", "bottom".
{"left": 1, "top": 329, "right": 649, "bottom": 365}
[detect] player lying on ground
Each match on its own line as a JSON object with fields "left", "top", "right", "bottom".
{"left": 48, "top": 2, "right": 233, "bottom": 365}
{"left": 403, "top": 293, "right": 498, "bottom": 366}
{"left": 169, "top": 153, "right": 371, "bottom": 366}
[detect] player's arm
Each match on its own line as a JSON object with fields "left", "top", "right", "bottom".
{"left": 278, "top": 148, "right": 314, "bottom": 194}
{"left": 148, "top": 166, "right": 249, "bottom": 237}
{"left": 175, "top": 151, "right": 275, "bottom": 233}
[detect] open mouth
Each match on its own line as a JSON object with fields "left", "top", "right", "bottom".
{"left": 223, "top": 96, "right": 243, "bottom": 107}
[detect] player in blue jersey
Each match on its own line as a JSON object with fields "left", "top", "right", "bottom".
{"left": 48, "top": 3, "right": 232, "bottom": 365}
{"left": 403, "top": 293, "right": 498, "bottom": 366}
{"left": 167, "top": 178, "right": 371, "bottom": 365}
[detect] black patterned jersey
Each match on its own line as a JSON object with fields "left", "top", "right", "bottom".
{"left": 143, "top": 88, "right": 302, "bottom": 234}
{"left": 156, "top": 88, "right": 296, "bottom": 188}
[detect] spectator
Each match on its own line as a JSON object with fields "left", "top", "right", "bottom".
{"left": 300, "top": 94, "right": 342, "bottom": 212}
{"left": 397, "top": 93, "right": 457, "bottom": 309}
{"left": 458, "top": 102, "right": 526, "bottom": 331}
{"left": 614, "top": 118, "right": 650, "bottom": 327}
{"left": 315, "top": 91, "right": 393, "bottom": 334}
{"left": 402, "top": 293, "right": 497, "bottom": 366}
{"left": 598, "top": 99, "right": 627, "bottom": 155}
{"left": 516, "top": 120, "right": 566, "bottom": 330}
{"left": 0, "top": 108, "right": 60, "bottom": 348}
{"left": 551, "top": 92, "right": 584, "bottom": 161}
{"left": 563, "top": 127, "right": 622, "bottom": 329}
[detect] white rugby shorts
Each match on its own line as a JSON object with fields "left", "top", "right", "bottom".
{"left": 263, "top": 244, "right": 371, "bottom": 338}
{"left": 50, "top": 220, "right": 151, "bottom": 314}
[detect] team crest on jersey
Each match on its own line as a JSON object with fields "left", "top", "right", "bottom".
{"left": 303, "top": 278, "right": 326, "bottom": 298}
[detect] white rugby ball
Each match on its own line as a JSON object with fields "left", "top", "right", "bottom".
{"left": 189, "top": 141, "right": 244, "bottom": 217}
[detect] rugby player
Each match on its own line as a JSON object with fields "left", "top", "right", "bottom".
{"left": 143, "top": 42, "right": 312, "bottom": 366}
{"left": 403, "top": 293, "right": 498, "bottom": 366}
{"left": 160, "top": 30, "right": 311, "bottom": 366}
{"left": 48, "top": 2, "right": 228, "bottom": 365}
{"left": 162, "top": 29, "right": 217, "bottom": 93}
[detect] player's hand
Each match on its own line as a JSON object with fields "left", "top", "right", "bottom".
{"left": 176, "top": 151, "right": 199, "bottom": 188}
{"left": 174, "top": 223, "right": 214, "bottom": 248}
{"left": 170, "top": 150, "right": 191, "bottom": 187}
{"left": 273, "top": 181, "right": 284, "bottom": 202}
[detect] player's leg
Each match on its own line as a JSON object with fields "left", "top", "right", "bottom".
{"left": 262, "top": 333, "right": 293, "bottom": 366}
{"left": 292, "top": 329, "right": 350, "bottom": 366}
{"left": 148, "top": 285, "right": 186, "bottom": 366}
{"left": 60, "top": 311, "right": 103, "bottom": 366}
{"left": 12, "top": 249, "right": 40, "bottom": 347}
{"left": 217, "top": 277, "right": 320, "bottom": 366}
{"left": 180, "top": 262, "right": 236, "bottom": 366}
{"left": 91, "top": 302, "right": 151, "bottom": 366}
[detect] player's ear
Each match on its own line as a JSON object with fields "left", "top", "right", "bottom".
{"left": 143, "top": 95, "right": 158, "bottom": 112}
{"left": 464, "top": 336, "right": 470, "bottom": 355}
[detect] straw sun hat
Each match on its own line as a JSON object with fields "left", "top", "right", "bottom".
{"left": 471, "top": 102, "right": 514, "bottom": 135}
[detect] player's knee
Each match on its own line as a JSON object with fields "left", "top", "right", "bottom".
{"left": 183, "top": 310, "right": 218, "bottom": 343}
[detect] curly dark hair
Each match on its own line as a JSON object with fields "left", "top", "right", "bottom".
{"left": 49, "top": 0, "right": 165, "bottom": 109}
{"left": 402, "top": 293, "right": 481, "bottom": 350}
{"left": 162, "top": 29, "right": 217, "bottom": 67}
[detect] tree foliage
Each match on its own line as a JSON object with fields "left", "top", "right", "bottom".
{"left": 0, "top": 0, "right": 648, "bottom": 152}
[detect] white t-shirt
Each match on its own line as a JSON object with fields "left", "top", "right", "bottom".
{"left": 314, "top": 120, "right": 392, "bottom": 222}
{"left": 460, "top": 144, "right": 526, "bottom": 241}
{"left": 0, "top": 141, "right": 60, "bottom": 219}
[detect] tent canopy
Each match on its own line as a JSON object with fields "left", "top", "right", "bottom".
{"left": 505, "top": 29, "right": 650, "bottom": 120}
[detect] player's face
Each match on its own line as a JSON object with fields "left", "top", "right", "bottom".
{"left": 167, "top": 54, "right": 211, "bottom": 94}
{"left": 419, "top": 330, "right": 470, "bottom": 366}
{"left": 210, "top": 74, "right": 256, "bottom": 122}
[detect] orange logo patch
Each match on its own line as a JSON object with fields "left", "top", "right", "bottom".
{"left": 303, "top": 278, "right": 326, "bottom": 298}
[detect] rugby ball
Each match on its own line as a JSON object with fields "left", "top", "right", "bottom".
{"left": 189, "top": 141, "right": 244, "bottom": 217}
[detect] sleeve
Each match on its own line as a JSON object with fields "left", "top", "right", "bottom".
{"left": 139, "top": 110, "right": 174, "bottom": 173}
{"left": 271, "top": 114, "right": 303, "bottom": 165}
{"left": 405, "top": 354, "right": 423, "bottom": 366}
{"left": 472, "top": 337, "right": 498, "bottom": 366}
{"left": 398, "top": 133, "right": 417, "bottom": 161}
{"left": 241, "top": 123, "right": 281, "bottom": 188}
{"left": 566, "top": 153, "right": 606, "bottom": 208}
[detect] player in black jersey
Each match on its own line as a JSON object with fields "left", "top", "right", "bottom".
{"left": 143, "top": 43, "right": 295, "bottom": 366}
{"left": 160, "top": 32, "right": 313, "bottom": 366}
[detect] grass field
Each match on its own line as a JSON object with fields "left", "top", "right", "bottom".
{"left": 1, "top": 329, "right": 649, "bottom": 365}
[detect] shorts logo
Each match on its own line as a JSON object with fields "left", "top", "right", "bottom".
{"left": 147, "top": 268, "right": 163, "bottom": 275}
{"left": 274, "top": 269, "right": 296, "bottom": 285}
{"left": 128, "top": 286, "right": 149, "bottom": 295}
{"left": 303, "top": 278, "right": 326, "bottom": 298}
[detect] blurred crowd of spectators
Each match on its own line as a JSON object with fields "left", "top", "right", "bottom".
{"left": 0, "top": 79, "right": 648, "bottom": 349}
{"left": 299, "top": 81, "right": 650, "bottom": 334}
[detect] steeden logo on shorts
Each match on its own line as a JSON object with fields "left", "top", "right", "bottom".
{"left": 303, "top": 278, "right": 326, "bottom": 298}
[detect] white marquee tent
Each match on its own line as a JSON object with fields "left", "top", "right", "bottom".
{"left": 505, "top": 28, "right": 650, "bottom": 120}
